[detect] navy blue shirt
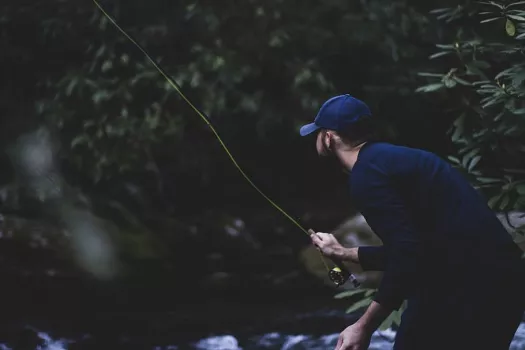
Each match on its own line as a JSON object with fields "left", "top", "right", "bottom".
{"left": 350, "top": 142, "right": 523, "bottom": 311}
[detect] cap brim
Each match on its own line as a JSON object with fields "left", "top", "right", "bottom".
{"left": 299, "top": 123, "right": 320, "bottom": 136}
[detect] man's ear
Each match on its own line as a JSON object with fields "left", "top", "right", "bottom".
{"left": 323, "top": 131, "right": 332, "bottom": 150}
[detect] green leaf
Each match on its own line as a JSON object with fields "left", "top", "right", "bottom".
{"left": 430, "top": 8, "right": 452, "bottom": 14}
{"left": 415, "top": 83, "right": 445, "bottom": 93}
{"left": 443, "top": 77, "right": 457, "bottom": 88}
{"left": 393, "top": 307, "right": 403, "bottom": 325}
{"left": 71, "top": 134, "right": 89, "bottom": 148}
{"left": 65, "top": 78, "right": 78, "bottom": 96}
{"left": 488, "top": 194, "right": 502, "bottom": 209}
{"left": 448, "top": 156, "right": 460, "bottom": 164}
{"left": 469, "top": 155, "right": 481, "bottom": 172}
{"left": 506, "top": 18, "right": 517, "bottom": 36}
{"left": 345, "top": 297, "right": 372, "bottom": 314}
{"left": 453, "top": 76, "right": 472, "bottom": 86}
{"left": 507, "top": 15, "right": 525, "bottom": 21}
{"left": 418, "top": 72, "right": 445, "bottom": 77}
{"left": 378, "top": 311, "right": 397, "bottom": 331}
{"left": 334, "top": 289, "right": 367, "bottom": 299}
{"left": 429, "top": 51, "right": 453, "bottom": 59}
{"left": 508, "top": 1, "right": 525, "bottom": 8}
{"left": 477, "top": 177, "right": 502, "bottom": 184}
{"left": 480, "top": 17, "right": 502, "bottom": 23}
{"left": 516, "top": 184, "right": 525, "bottom": 195}
{"left": 500, "top": 194, "right": 510, "bottom": 210}
{"left": 364, "top": 289, "right": 375, "bottom": 297}
{"left": 478, "top": 1, "right": 504, "bottom": 9}
{"left": 101, "top": 60, "right": 113, "bottom": 72}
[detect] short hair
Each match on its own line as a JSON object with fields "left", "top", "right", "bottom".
{"left": 337, "top": 115, "right": 390, "bottom": 147}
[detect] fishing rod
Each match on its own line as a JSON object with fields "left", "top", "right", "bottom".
{"left": 91, "top": 0, "right": 359, "bottom": 288}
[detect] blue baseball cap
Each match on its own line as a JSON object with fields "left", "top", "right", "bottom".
{"left": 299, "top": 94, "right": 372, "bottom": 136}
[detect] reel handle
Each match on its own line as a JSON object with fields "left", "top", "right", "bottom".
{"left": 308, "top": 229, "right": 360, "bottom": 288}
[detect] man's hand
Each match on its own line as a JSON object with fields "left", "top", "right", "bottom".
{"left": 310, "top": 231, "right": 347, "bottom": 260}
{"left": 335, "top": 323, "right": 372, "bottom": 350}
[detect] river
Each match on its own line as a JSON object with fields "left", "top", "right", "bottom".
{"left": 1, "top": 308, "right": 524, "bottom": 350}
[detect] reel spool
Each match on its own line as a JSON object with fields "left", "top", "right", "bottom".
{"left": 329, "top": 266, "right": 360, "bottom": 288}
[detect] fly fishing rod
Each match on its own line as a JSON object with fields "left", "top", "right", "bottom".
{"left": 91, "top": 0, "right": 359, "bottom": 288}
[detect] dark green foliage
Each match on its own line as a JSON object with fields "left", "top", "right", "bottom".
{"left": 417, "top": 0, "right": 525, "bottom": 236}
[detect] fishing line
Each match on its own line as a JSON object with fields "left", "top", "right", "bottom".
{"left": 91, "top": 0, "right": 359, "bottom": 288}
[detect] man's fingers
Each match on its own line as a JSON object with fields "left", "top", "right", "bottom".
{"left": 311, "top": 235, "right": 322, "bottom": 247}
{"left": 335, "top": 337, "right": 343, "bottom": 350}
{"left": 337, "top": 340, "right": 349, "bottom": 350}
{"left": 316, "top": 232, "right": 327, "bottom": 240}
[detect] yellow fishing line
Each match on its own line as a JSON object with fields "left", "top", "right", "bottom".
{"left": 92, "top": 0, "right": 332, "bottom": 273}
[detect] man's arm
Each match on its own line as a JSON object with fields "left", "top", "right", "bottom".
{"left": 354, "top": 301, "right": 392, "bottom": 335}
{"left": 352, "top": 163, "right": 424, "bottom": 328}
{"left": 339, "top": 246, "right": 386, "bottom": 271}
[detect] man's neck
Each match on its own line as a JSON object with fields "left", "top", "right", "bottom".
{"left": 336, "top": 142, "right": 366, "bottom": 171}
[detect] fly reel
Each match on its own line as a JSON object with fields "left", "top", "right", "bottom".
{"left": 328, "top": 266, "right": 360, "bottom": 288}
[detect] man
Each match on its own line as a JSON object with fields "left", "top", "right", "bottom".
{"left": 300, "top": 94, "right": 525, "bottom": 350}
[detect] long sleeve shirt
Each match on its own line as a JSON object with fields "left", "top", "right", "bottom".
{"left": 349, "top": 142, "right": 523, "bottom": 311}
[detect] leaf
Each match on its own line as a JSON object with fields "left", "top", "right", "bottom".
{"left": 430, "top": 8, "right": 452, "bottom": 14}
{"left": 364, "top": 289, "right": 375, "bottom": 297}
{"left": 101, "top": 60, "right": 113, "bottom": 72}
{"left": 480, "top": 17, "right": 502, "bottom": 23}
{"left": 512, "top": 108, "right": 525, "bottom": 115}
{"left": 448, "top": 156, "right": 460, "bottom": 164}
{"left": 417, "top": 72, "right": 445, "bottom": 77}
{"left": 478, "top": 1, "right": 504, "bottom": 9}
{"left": 435, "top": 44, "right": 455, "bottom": 49}
{"left": 516, "top": 184, "right": 525, "bottom": 195}
{"left": 453, "top": 76, "right": 472, "bottom": 86}
{"left": 477, "top": 177, "right": 502, "bottom": 184}
{"left": 393, "top": 307, "right": 403, "bottom": 325}
{"left": 508, "top": 1, "right": 525, "bottom": 8}
{"left": 429, "top": 51, "right": 453, "bottom": 59}
{"left": 71, "top": 134, "right": 89, "bottom": 148}
{"left": 415, "top": 83, "right": 445, "bottom": 93}
{"left": 488, "top": 194, "right": 502, "bottom": 209}
{"left": 506, "top": 18, "right": 517, "bottom": 36}
{"left": 334, "top": 289, "right": 367, "bottom": 299}
{"left": 378, "top": 311, "right": 397, "bottom": 331}
{"left": 443, "top": 77, "right": 457, "bottom": 88}
{"left": 92, "top": 90, "right": 111, "bottom": 104}
{"left": 469, "top": 155, "right": 481, "bottom": 172}
{"left": 345, "top": 297, "right": 372, "bottom": 314}
{"left": 65, "top": 78, "right": 78, "bottom": 96}
{"left": 507, "top": 15, "right": 525, "bottom": 21}
{"left": 500, "top": 194, "right": 510, "bottom": 210}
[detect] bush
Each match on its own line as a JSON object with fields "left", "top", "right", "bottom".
{"left": 417, "top": 0, "right": 525, "bottom": 236}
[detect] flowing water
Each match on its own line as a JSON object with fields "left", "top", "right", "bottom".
{"left": 2, "top": 311, "right": 524, "bottom": 350}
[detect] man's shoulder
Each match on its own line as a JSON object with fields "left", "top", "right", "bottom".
{"left": 356, "top": 142, "right": 446, "bottom": 177}
{"left": 364, "top": 142, "right": 423, "bottom": 153}
{"left": 359, "top": 142, "right": 411, "bottom": 164}
{"left": 363, "top": 142, "right": 439, "bottom": 161}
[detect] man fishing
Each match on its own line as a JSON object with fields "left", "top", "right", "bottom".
{"left": 301, "top": 94, "right": 525, "bottom": 350}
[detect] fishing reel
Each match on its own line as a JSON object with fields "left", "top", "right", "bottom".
{"left": 328, "top": 266, "right": 360, "bottom": 288}
{"left": 308, "top": 229, "right": 361, "bottom": 288}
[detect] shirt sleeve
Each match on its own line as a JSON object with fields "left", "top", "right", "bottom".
{"left": 355, "top": 163, "right": 424, "bottom": 311}
{"left": 357, "top": 246, "right": 386, "bottom": 271}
